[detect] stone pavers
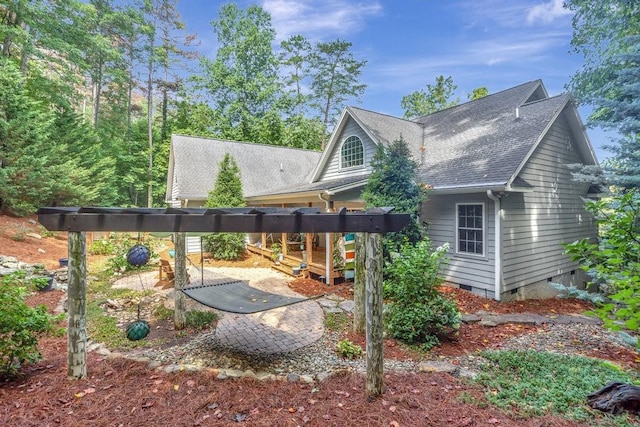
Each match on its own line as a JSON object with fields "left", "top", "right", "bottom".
{"left": 214, "top": 299, "right": 324, "bottom": 354}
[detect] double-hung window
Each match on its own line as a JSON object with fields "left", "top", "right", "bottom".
{"left": 340, "top": 136, "right": 364, "bottom": 168}
{"left": 456, "top": 203, "right": 484, "bottom": 256}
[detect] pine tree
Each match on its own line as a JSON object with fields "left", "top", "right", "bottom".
{"left": 361, "top": 138, "right": 427, "bottom": 257}
{"left": 203, "top": 153, "right": 246, "bottom": 260}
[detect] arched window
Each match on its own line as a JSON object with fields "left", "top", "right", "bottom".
{"left": 341, "top": 136, "right": 364, "bottom": 168}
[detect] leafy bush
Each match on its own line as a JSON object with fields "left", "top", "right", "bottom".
{"left": 564, "top": 190, "right": 640, "bottom": 333}
{"left": 0, "top": 273, "right": 62, "bottom": 378}
{"left": 383, "top": 240, "right": 460, "bottom": 348}
{"left": 336, "top": 339, "right": 362, "bottom": 359}
{"left": 185, "top": 310, "right": 218, "bottom": 330}
{"left": 103, "top": 233, "right": 158, "bottom": 274}
{"left": 202, "top": 233, "right": 246, "bottom": 261}
{"left": 89, "top": 237, "right": 116, "bottom": 255}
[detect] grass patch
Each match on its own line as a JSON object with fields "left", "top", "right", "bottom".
{"left": 324, "top": 312, "right": 350, "bottom": 331}
{"left": 474, "top": 350, "right": 638, "bottom": 425}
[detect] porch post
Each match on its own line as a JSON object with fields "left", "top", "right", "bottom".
{"left": 173, "top": 232, "right": 187, "bottom": 329}
{"left": 365, "top": 232, "right": 384, "bottom": 396}
{"left": 67, "top": 231, "right": 87, "bottom": 380}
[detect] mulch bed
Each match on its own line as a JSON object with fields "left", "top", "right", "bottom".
{"left": 2, "top": 277, "right": 638, "bottom": 426}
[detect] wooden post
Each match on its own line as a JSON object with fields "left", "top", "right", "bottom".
{"left": 173, "top": 232, "right": 187, "bottom": 329}
{"left": 365, "top": 233, "right": 384, "bottom": 397}
{"left": 353, "top": 232, "right": 365, "bottom": 333}
{"left": 67, "top": 232, "right": 87, "bottom": 380}
{"left": 281, "top": 232, "right": 288, "bottom": 256}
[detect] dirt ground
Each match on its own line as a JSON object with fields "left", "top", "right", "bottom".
{"left": 1, "top": 214, "right": 639, "bottom": 426}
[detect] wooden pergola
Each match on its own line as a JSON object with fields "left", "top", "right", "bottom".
{"left": 38, "top": 206, "right": 410, "bottom": 396}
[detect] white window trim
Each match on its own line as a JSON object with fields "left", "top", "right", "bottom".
{"left": 339, "top": 135, "right": 365, "bottom": 170}
{"left": 455, "top": 202, "right": 486, "bottom": 257}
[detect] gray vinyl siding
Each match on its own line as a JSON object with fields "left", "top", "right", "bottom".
{"left": 319, "top": 118, "right": 377, "bottom": 181}
{"left": 423, "top": 193, "right": 496, "bottom": 293}
{"left": 501, "top": 115, "right": 596, "bottom": 291}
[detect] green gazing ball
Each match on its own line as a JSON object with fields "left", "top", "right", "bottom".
{"left": 126, "top": 320, "right": 150, "bottom": 341}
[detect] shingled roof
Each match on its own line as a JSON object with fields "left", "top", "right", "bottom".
{"left": 317, "top": 80, "right": 595, "bottom": 192}
{"left": 166, "top": 135, "right": 322, "bottom": 202}
{"left": 416, "top": 80, "right": 571, "bottom": 189}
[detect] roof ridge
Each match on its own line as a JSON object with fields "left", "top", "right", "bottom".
{"left": 412, "top": 79, "right": 544, "bottom": 121}
{"left": 521, "top": 92, "right": 568, "bottom": 107}
{"left": 172, "top": 134, "right": 322, "bottom": 153}
{"left": 347, "top": 105, "right": 417, "bottom": 124}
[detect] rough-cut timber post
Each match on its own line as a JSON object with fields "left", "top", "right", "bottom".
{"left": 67, "top": 231, "right": 87, "bottom": 380}
{"left": 353, "top": 232, "right": 365, "bottom": 333}
{"left": 365, "top": 233, "right": 384, "bottom": 397}
{"left": 173, "top": 232, "right": 187, "bottom": 329}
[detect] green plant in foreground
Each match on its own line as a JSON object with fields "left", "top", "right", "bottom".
{"left": 475, "top": 350, "right": 637, "bottom": 424}
{"left": 0, "top": 273, "right": 63, "bottom": 377}
{"left": 185, "top": 311, "right": 218, "bottom": 330}
{"left": 383, "top": 240, "right": 459, "bottom": 348}
{"left": 324, "top": 312, "right": 350, "bottom": 331}
{"left": 336, "top": 339, "right": 362, "bottom": 359}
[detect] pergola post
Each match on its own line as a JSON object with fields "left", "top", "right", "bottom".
{"left": 353, "top": 232, "right": 365, "bottom": 333}
{"left": 365, "top": 232, "right": 384, "bottom": 397}
{"left": 67, "top": 231, "right": 87, "bottom": 380}
{"left": 173, "top": 232, "right": 187, "bottom": 329}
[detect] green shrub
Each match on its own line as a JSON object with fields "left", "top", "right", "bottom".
{"left": 336, "top": 339, "right": 362, "bottom": 359}
{"left": 0, "top": 273, "right": 62, "bottom": 378}
{"left": 564, "top": 190, "right": 640, "bottom": 334}
{"left": 185, "top": 310, "right": 218, "bottom": 330}
{"left": 383, "top": 240, "right": 460, "bottom": 347}
{"left": 89, "top": 237, "right": 116, "bottom": 255}
{"left": 202, "top": 233, "right": 246, "bottom": 261}
{"left": 102, "top": 233, "right": 158, "bottom": 274}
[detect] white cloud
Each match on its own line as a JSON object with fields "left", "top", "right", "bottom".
{"left": 262, "top": 0, "right": 383, "bottom": 41}
{"left": 526, "top": 0, "right": 572, "bottom": 25}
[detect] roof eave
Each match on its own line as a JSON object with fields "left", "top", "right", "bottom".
{"left": 430, "top": 183, "right": 534, "bottom": 195}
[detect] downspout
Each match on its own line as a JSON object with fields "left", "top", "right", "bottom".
{"left": 318, "top": 192, "right": 332, "bottom": 284}
{"left": 487, "top": 190, "right": 502, "bottom": 301}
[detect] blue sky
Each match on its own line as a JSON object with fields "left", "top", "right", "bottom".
{"left": 177, "top": 0, "right": 614, "bottom": 161}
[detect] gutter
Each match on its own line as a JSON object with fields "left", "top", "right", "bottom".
{"left": 486, "top": 190, "right": 503, "bottom": 301}
{"left": 318, "top": 192, "right": 332, "bottom": 284}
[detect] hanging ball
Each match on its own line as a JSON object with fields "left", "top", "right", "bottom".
{"left": 126, "top": 244, "right": 151, "bottom": 267}
{"left": 126, "top": 320, "right": 150, "bottom": 341}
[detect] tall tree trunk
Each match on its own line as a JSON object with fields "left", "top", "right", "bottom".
{"left": 365, "top": 233, "right": 384, "bottom": 397}
{"left": 147, "top": 39, "right": 154, "bottom": 207}
{"left": 353, "top": 232, "right": 365, "bottom": 333}
{"left": 173, "top": 232, "right": 187, "bottom": 329}
{"left": 67, "top": 232, "right": 87, "bottom": 380}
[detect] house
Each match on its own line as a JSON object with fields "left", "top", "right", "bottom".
{"left": 166, "top": 80, "right": 599, "bottom": 301}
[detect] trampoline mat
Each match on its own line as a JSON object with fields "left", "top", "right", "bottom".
{"left": 181, "top": 280, "right": 309, "bottom": 314}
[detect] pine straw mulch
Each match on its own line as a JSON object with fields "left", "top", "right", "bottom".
{"left": 2, "top": 284, "right": 639, "bottom": 426}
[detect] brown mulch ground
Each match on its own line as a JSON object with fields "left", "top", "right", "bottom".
{"left": 1, "top": 215, "right": 638, "bottom": 426}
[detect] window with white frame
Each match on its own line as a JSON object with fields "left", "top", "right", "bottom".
{"left": 456, "top": 203, "right": 484, "bottom": 255}
{"left": 340, "top": 135, "right": 364, "bottom": 168}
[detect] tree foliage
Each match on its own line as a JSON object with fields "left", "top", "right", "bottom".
{"left": 203, "top": 153, "right": 246, "bottom": 260}
{"left": 401, "top": 75, "right": 460, "bottom": 118}
{"left": 361, "top": 138, "right": 427, "bottom": 257}
{"left": 309, "top": 39, "right": 367, "bottom": 148}
{"left": 567, "top": 0, "right": 640, "bottom": 189}
{"left": 563, "top": 190, "right": 640, "bottom": 334}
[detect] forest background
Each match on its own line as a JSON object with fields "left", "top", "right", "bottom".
{"left": 1, "top": 1, "right": 637, "bottom": 217}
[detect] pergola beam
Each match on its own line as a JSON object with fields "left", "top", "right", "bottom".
{"left": 37, "top": 207, "right": 407, "bottom": 396}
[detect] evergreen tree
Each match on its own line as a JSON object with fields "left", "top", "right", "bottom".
{"left": 567, "top": 0, "right": 640, "bottom": 189}
{"left": 203, "top": 153, "right": 246, "bottom": 260}
{"left": 361, "top": 138, "right": 427, "bottom": 257}
{"left": 309, "top": 39, "right": 367, "bottom": 148}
